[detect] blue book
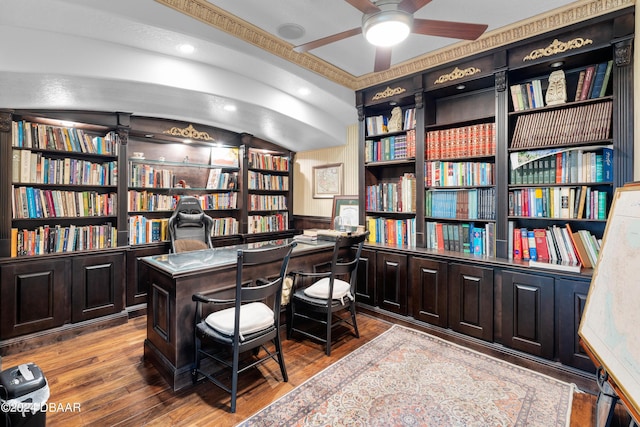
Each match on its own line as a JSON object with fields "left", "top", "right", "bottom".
{"left": 26, "top": 186, "right": 37, "bottom": 218}
{"left": 472, "top": 227, "right": 484, "bottom": 256}
{"left": 589, "top": 61, "right": 609, "bottom": 99}
{"left": 527, "top": 230, "right": 538, "bottom": 261}
{"left": 602, "top": 147, "right": 613, "bottom": 181}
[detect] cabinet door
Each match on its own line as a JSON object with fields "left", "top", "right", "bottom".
{"left": 355, "top": 248, "right": 376, "bottom": 306}
{"left": 410, "top": 256, "right": 448, "bottom": 327}
{"left": 72, "top": 252, "right": 125, "bottom": 322}
{"left": 449, "top": 263, "right": 493, "bottom": 341}
{"left": 126, "top": 245, "right": 167, "bottom": 306}
{"left": 556, "top": 278, "right": 596, "bottom": 372}
{"left": 376, "top": 251, "right": 408, "bottom": 315}
{"left": 0, "top": 259, "right": 69, "bottom": 339}
{"left": 502, "top": 270, "right": 554, "bottom": 359}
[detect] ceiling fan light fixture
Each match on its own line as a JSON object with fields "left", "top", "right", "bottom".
{"left": 363, "top": 10, "right": 412, "bottom": 47}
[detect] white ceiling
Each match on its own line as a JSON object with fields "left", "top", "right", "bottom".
{"left": 0, "top": 0, "right": 591, "bottom": 151}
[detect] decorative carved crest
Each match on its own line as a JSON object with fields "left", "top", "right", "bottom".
{"left": 523, "top": 37, "right": 593, "bottom": 61}
{"left": 163, "top": 124, "right": 214, "bottom": 141}
{"left": 372, "top": 86, "right": 406, "bottom": 101}
{"left": 434, "top": 67, "right": 481, "bottom": 85}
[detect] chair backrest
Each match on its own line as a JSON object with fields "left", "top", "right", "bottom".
{"left": 168, "top": 196, "right": 214, "bottom": 253}
{"left": 232, "top": 242, "right": 297, "bottom": 338}
{"left": 329, "top": 231, "right": 370, "bottom": 290}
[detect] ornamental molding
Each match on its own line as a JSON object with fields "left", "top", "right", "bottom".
{"left": 163, "top": 124, "right": 214, "bottom": 141}
{"left": 372, "top": 86, "right": 406, "bottom": 101}
{"left": 523, "top": 37, "right": 593, "bottom": 61}
{"left": 154, "top": 0, "right": 634, "bottom": 91}
{"left": 434, "top": 67, "right": 481, "bottom": 85}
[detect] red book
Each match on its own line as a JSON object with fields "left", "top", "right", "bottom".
{"left": 533, "top": 228, "right": 550, "bottom": 261}
{"left": 579, "top": 65, "right": 596, "bottom": 101}
{"left": 435, "top": 223, "right": 444, "bottom": 250}
{"left": 565, "top": 223, "right": 586, "bottom": 266}
{"left": 513, "top": 227, "right": 522, "bottom": 259}
{"left": 520, "top": 228, "right": 530, "bottom": 260}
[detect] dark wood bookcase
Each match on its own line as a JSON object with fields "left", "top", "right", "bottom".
{"left": 355, "top": 8, "right": 634, "bottom": 377}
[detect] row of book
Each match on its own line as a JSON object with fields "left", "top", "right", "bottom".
{"left": 511, "top": 100, "right": 612, "bottom": 148}
{"left": 509, "top": 186, "right": 607, "bottom": 220}
{"left": 12, "top": 149, "right": 117, "bottom": 186}
{"left": 10, "top": 223, "right": 117, "bottom": 257}
{"left": 128, "top": 191, "right": 238, "bottom": 212}
{"left": 366, "top": 216, "right": 416, "bottom": 247}
{"left": 247, "top": 212, "right": 289, "bottom": 234}
{"left": 573, "top": 61, "right": 613, "bottom": 102}
{"left": 425, "top": 161, "right": 494, "bottom": 187}
{"left": 247, "top": 171, "right": 289, "bottom": 191}
{"left": 364, "top": 133, "right": 416, "bottom": 163}
{"left": 511, "top": 224, "right": 601, "bottom": 272}
{"left": 365, "top": 173, "right": 416, "bottom": 213}
{"left": 426, "top": 122, "right": 496, "bottom": 160}
{"left": 129, "top": 164, "right": 176, "bottom": 188}
{"left": 425, "top": 188, "right": 496, "bottom": 220}
{"left": 248, "top": 151, "right": 289, "bottom": 172}
{"left": 12, "top": 186, "right": 117, "bottom": 219}
{"left": 249, "top": 194, "right": 287, "bottom": 211}
{"left": 510, "top": 79, "right": 545, "bottom": 111}
{"left": 128, "top": 216, "right": 169, "bottom": 245}
{"left": 425, "top": 221, "right": 495, "bottom": 257}
{"left": 510, "top": 147, "right": 613, "bottom": 185}
{"left": 12, "top": 120, "right": 119, "bottom": 155}
{"left": 206, "top": 169, "right": 239, "bottom": 190}
{"left": 365, "top": 108, "right": 416, "bottom": 136}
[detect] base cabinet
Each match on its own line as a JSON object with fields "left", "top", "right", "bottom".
{"left": 448, "top": 263, "right": 494, "bottom": 341}
{"left": 0, "top": 259, "right": 69, "bottom": 339}
{"left": 502, "top": 271, "right": 554, "bottom": 359}
{"left": 410, "top": 256, "right": 448, "bottom": 327}
{"left": 557, "top": 278, "right": 596, "bottom": 372}
{"left": 71, "top": 252, "right": 126, "bottom": 322}
{"left": 126, "top": 245, "right": 168, "bottom": 306}
{"left": 355, "top": 248, "right": 376, "bottom": 306}
{"left": 376, "top": 251, "right": 408, "bottom": 315}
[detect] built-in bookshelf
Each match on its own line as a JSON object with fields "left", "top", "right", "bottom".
{"left": 245, "top": 147, "right": 291, "bottom": 234}
{"left": 8, "top": 115, "right": 120, "bottom": 256}
{"left": 506, "top": 46, "right": 617, "bottom": 272}
{"left": 126, "top": 133, "right": 241, "bottom": 245}
{"left": 363, "top": 99, "right": 418, "bottom": 247}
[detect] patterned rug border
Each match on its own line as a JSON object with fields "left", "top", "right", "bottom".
{"left": 238, "top": 324, "right": 575, "bottom": 426}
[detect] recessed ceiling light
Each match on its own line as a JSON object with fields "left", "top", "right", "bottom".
{"left": 277, "top": 23, "right": 305, "bottom": 40}
{"left": 456, "top": 84, "right": 466, "bottom": 90}
{"left": 178, "top": 44, "right": 195, "bottom": 54}
{"left": 224, "top": 104, "right": 237, "bottom": 112}
{"left": 550, "top": 61, "right": 564, "bottom": 68}
{"left": 298, "top": 87, "right": 310, "bottom": 96}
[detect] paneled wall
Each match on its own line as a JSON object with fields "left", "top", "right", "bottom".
{"left": 293, "top": 124, "right": 359, "bottom": 217}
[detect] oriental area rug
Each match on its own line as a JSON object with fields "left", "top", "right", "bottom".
{"left": 238, "top": 325, "right": 574, "bottom": 427}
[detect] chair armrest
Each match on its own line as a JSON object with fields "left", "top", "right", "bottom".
{"left": 192, "top": 293, "right": 234, "bottom": 304}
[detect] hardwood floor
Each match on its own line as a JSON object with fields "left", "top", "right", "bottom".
{"left": 0, "top": 314, "right": 623, "bottom": 426}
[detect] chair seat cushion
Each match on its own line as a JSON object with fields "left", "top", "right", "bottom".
{"left": 303, "top": 277, "right": 352, "bottom": 303}
{"left": 204, "top": 302, "right": 274, "bottom": 339}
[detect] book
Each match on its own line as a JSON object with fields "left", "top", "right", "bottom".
{"left": 574, "top": 70, "right": 586, "bottom": 101}
{"left": 520, "top": 228, "right": 530, "bottom": 260}
{"left": 513, "top": 226, "right": 522, "bottom": 259}
{"left": 527, "top": 230, "right": 537, "bottom": 261}
{"left": 529, "top": 258, "right": 581, "bottom": 273}
{"left": 533, "top": 228, "right": 550, "bottom": 261}
{"left": 579, "top": 65, "right": 596, "bottom": 101}
{"left": 565, "top": 223, "right": 586, "bottom": 267}
{"left": 598, "top": 60, "right": 614, "bottom": 98}
{"left": 588, "top": 61, "right": 610, "bottom": 99}
{"left": 602, "top": 147, "right": 613, "bottom": 182}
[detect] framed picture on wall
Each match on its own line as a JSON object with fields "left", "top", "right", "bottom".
{"left": 313, "top": 163, "right": 343, "bottom": 199}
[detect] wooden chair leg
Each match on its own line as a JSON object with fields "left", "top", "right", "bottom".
{"left": 274, "top": 336, "right": 288, "bottom": 382}
{"left": 230, "top": 347, "right": 240, "bottom": 413}
{"left": 350, "top": 303, "right": 360, "bottom": 338}
{"left": 325, "top": 310, "right": 332, "bottom": 356}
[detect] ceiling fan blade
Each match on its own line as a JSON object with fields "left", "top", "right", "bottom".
{"left": 293, "top": 28, "right": 362, "bottom": 53}
{"left": 398, "top": 0, "right": 433, "bottom": 14}
{"left": 344, "top": 0, "right": 380, "bottom": 14}
{"left": 413, "top": 18, "right": 488, "bottom": 40}
{"left": 374, "top": 47, "right": 392, "bottom": 72}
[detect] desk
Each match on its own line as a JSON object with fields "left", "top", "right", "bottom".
{"left": 140, "top": 238, "right": 335, "bottom": 391}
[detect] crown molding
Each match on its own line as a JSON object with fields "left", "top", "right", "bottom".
{"left": 156, "top": 0, "right": 634, "bottom": 91}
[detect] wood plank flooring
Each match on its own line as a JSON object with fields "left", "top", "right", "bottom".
{"left": 0, "top": 314, "right": 622, "bottom": 426}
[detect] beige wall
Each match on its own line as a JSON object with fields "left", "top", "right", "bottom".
{"left": 293, "top": 124, "right": 359, "bottom": 218}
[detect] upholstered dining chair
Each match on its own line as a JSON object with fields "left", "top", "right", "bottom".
{"left": 191, "top": 241, "right": 296, "bottom": 413}
{"left": 168, "top": 196, "right": 214, "bottom": 253}
{"left": 287, "top": 231, "right": 369, "bottom": 356}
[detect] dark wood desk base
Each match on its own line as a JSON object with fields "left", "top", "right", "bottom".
{"left": 142, "top": 243, "right": 334, "bottom": 391}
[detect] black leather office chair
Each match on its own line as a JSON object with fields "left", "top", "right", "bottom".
{"left": 287, "top": 231, "right": 369, "bottom": 356}
{"left": 191, "top": 241, "right": 296, "bottom": 413}
{"left": 168, "top": 196, "right": 214, "bottom": 253}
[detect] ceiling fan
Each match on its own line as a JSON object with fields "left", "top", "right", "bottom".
{"left": 293, "top": 0, "right": 488, "bottom": 72}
